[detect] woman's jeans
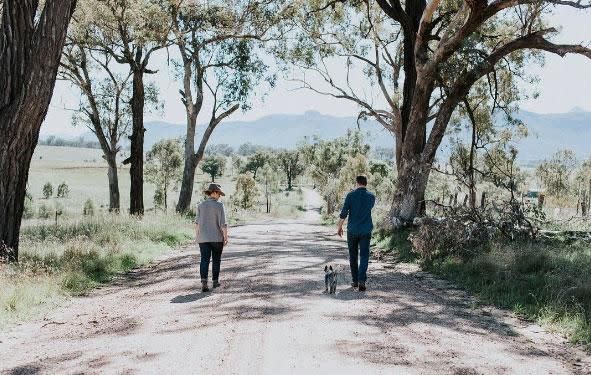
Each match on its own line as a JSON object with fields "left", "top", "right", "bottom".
{"left": 198, "top": 242, "right": 224, "bottom": 282}
{"left": 347, "top": 232, "right": 371, "bottom": 283}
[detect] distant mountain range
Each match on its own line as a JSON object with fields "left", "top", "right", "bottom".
{"left": 44, "top": 108, "right": 591, "bottom": 164}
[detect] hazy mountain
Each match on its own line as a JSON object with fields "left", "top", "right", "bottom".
{"left": 50, "top": 108, "right": 591, "bottom": 163}
{"left": 514, "top": 109, "right": 591, "bottom": 163}
{"left": 140, "top": 110, "right": 393, "bottom": 149}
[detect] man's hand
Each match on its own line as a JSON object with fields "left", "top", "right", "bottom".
{"left": 337, "top": 226, "right": 344, "bottom": 237}
{"left": 223, "top": 237, "right": 228, "bottom": 246}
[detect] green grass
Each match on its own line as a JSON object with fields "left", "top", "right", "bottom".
{"left": 0, "top": 214, "right": 193, "bottom": 328}
{"left": 427, "top": 239, "right": 591, "bottom": 348}
{"left": 373, "top": 227, "right": 416, "bottom": 262}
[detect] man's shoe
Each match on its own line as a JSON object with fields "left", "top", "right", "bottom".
{"left": 358, "top": 283, "right": 366, "bottom": 292}
{"left": 213, "top": 280, "right": 221, "bottom": 288}
{"left": 351, "top": 282, "right": 359, "bottom": 288}
{"left": 201, "top": 281, "right": 210, "bottom": 293}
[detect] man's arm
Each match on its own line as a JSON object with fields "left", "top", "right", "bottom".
{"left": 337, "top": 218, "right": 346, "bottom": 237}
{"left": 337, "top": 194, "right": 350, "bottom": 237}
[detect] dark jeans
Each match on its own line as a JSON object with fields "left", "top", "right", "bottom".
{"left": 198, "top": 242, "right": 224, "bottom": 282}
{"left": 347, "top": 232, "right": 371, "bottom": 283}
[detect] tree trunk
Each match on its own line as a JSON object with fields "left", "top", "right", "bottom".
{"left": 0, "top": 142, "right": 36, "bottom": 262}
{"left": 387, "top": 156, "right": 431, "bottom": 224}
{"left": 287, "top": 171, "right": 293, "bottom": 191}
{"left": 128, "top": 69, "right": 145, "bottom": 215}
{"left": 177, "top": 155, "right": 197, "bottom": 212}
{"left": 106, "top": 153, "right": 120, "bottom": 212}
{"left": 0, "top": 0, "right": 76, "bottom": 262}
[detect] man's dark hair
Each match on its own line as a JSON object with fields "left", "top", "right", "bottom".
{"left": 356, "top": 175, "right": 368, "bottom": 186}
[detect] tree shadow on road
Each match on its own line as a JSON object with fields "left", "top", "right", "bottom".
{"left": 170, "top": 293, "right": 212, "bottom": 303}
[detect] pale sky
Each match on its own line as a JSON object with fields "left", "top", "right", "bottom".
{"left": 44, "top": 8, "right": 591, "bottom": 137}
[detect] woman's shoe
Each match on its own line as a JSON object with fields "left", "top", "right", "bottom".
{"left": 213, "top": 280, "right": 221, "bottom": 288}
{"left": 351, "top": 282, "right": 359, "bottom": 288}
{"left": 358, "top": 282, "right": 366, "bottom": 291}
{"left": 201, "top": 281, "right": 210, "bottom": 293}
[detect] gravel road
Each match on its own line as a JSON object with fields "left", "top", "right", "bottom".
{"left": 1, "top": 189, "right": 589, "bottom": 374}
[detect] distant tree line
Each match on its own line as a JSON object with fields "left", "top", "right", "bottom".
{"left": 39, "top": 136, "right": 101, "bottom": 149}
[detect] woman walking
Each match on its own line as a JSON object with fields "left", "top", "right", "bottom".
{"left": 195, "top": 183, "right": 228, "bottom": 292}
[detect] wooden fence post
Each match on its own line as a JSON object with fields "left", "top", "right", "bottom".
{"left": 480, "top": 192, "right": 486, "bottom": 208}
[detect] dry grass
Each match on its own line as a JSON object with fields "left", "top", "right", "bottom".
{"left": 0, "top": 214, "right": 193, "bottom": 328}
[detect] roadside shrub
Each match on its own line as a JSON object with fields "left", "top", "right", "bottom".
{"left": 56, "top": 182, "right": 70, "bottom": 198}
{"left": 514, "top": 250, "right": 552, "bottom": 274}
{"left": 409, "top": 217, "right": 491, "bottom": 264}
{"left": 42, "top": 182, "right": 53, "bottom": 199}
{"left": 233, "top": 174, "right": 259, "bottom": 209}
{"left": 83, "top": 199, "right": 95, "bottom": 216}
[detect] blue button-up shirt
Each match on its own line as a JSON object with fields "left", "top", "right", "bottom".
{"left": 339, "top": 187, "right": 375, "bottom": 235}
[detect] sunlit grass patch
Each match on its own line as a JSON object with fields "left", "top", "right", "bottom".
{"left": 0, "top": 213, "right": 193, "bottom": 328}
{"left": 428, "top": 240, "right": 591, "bottom": 348}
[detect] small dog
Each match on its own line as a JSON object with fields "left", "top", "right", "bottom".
{"left": 324, "top": 265, "right": 337, "bottom": 294}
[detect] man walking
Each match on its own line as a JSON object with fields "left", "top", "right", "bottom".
{"left": 337, "top": 176, "right": 375, "bottom": 291}
{"left": 195, "top": 183, "right": 228, "bottom": 292}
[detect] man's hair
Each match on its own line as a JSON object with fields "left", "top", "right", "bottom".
{"left": 356, "top": 175, "right": 368, "bottom": 186}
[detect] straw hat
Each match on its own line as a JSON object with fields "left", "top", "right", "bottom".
{"left": 204, "top": 183, "right": 225, "bottom": 196}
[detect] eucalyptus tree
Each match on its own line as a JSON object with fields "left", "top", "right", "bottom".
{"left": 170, "top": 0, "right": 291, "bottom": 213}
{"left": 277, "top": 150, "right": 305, "bottom": 190}
{"left": 242, "top": 151, "right": 270, "bottom": 179}
{"left": 292, "top": 0, "right": 591, "bottom": 225}
{"left": 81, "top": 0, "right": 170, "bottom": 215}
{"left": 60, "top": 32, "right": 133, "bottom": 212}
{"left": 145, "top": 139, "right": 184, "bottom": 212}
{"left": 0, "top": 0, "right": 77, "bottom": 262}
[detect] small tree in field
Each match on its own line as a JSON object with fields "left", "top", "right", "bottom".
{"left": 146, "top": 139, "right": 183, "bottom": 212}
{"left": 233, "top": 174, "right": 259, "bottom": 210}
{"left": 201, "top": 156, "right": 226, "bottom": 183}
{"left": 83, "top": 199, "right": 95, "bottom": 216}
{"left": 57, "top": 182, "right": 70, "bottom": 198}
{"left": 260, "top": 165, "right": 280, "bottom": 213}
{"left": 276, "top": 150, "right": 305, "bottom": 191}
{"left": 43, "top": 183, "right": 54, "bottom": 199}
{"left": 242, "top": 151, "right": 269, "bottom": 179}
{"left": 536, "top": 149, "right": 577, "bottom": 197}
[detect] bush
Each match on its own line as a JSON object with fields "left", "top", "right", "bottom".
{"left": 154, "top": 188, "right": 165, "bottom": 209}
{"left": 409, "top": 217, "right": 491, "bottom": 264}
{"left": 42, "top": 182, "right": 53, "bottom": 199}
{"left": 56, "top": 182, "right": 70, "bottom": 198}
{"left": 83, "top": 199, "right": 95, "bottom": 216}
{"left": 38, "top": 204, "right": 51, "bottom": 219}
{"left": 233, "top": 174, "right": 259, "bottom": 209}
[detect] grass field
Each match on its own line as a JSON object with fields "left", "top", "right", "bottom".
{"left": 27, "top": 146, "right": 304, "bottom": 220}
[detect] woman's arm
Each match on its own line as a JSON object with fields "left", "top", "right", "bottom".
{"left": 222, "top": 226, "right": 228, "bottom": 246}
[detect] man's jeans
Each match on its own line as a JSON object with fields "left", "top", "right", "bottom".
{"left": 198, "top": 242, "right": 224, "bottom": 281}
{"left": 347, "top": 232, "right": 371, "bottom": 283}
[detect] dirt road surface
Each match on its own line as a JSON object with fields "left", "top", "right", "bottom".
{"left": 1, "top": 189, "right": 589, "bottom": 374}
